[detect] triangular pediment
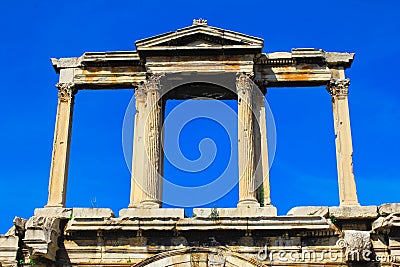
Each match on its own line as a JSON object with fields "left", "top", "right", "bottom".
{"left": 135, "top": 20, "right": 264, "bottom": 51}
{"left": 186, "top": 39, "right": 219, "bottom": 47}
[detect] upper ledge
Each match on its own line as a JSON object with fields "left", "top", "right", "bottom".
{"left": 50, "top": 48, "right": 355, "bottom": 73}
{"left": 257, "top": 48, "right": 354, "bottom": 68}
{"left": 51, "top": 51, "right": 142, "bottom": 73}
{"left": 81, "top": 51, "right": 141, "bottom": 61}
{"left": 325, "top": 52, "right": 355, "bottom": 67}
{"left": 51, "top": 57, "right": 81, "bottom": 72}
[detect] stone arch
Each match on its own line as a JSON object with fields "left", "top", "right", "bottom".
{"left": 134, "top": 247, "right": 267, "bottom": 267}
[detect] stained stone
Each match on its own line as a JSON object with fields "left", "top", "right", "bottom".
{"left": 343, "top": 230, "right": 372, "bottom": 261}
{"left": 287, "top": 206, "right": 329, "bottom": 217}
{"left": 329, "top": 206, "right": 378, "bottom": 219}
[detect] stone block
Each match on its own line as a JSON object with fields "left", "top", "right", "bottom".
{"left": 389, "top": 237, "right": 400, "bottom": 262}
{"left": 329, "top": 206, "right": 378, "bottom": 219}
{"left": 379, "top": 203, "right": 400, "bottom": 216}
{"left": 0, "top": 235, "right": 19, "bottom": 264}
{"left": 372, "top": 216, "right": 391, "bottom": 232}
{"left": 193, "top": 206, "right": 277, "bottom": 218}
{"left": 287, "top": 206, "right": 329, "bottom": 217}
{"left": 119, "top": 208, "right": 184, "bottom": 218}
{"left": 24, "top": 216, "right": 61, "bottom": 261}
{"left": 72, "top": 208, "right": 115, "bottom": 219}
{"left": 34, "top": 207, "right": 72, "bottom": 219}
{"left": 13, "top": 217, "right": 27, "bottom": 235}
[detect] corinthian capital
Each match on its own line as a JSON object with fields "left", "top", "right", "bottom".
{"left": 143, "top": 73, "right": 164, "bottom": 93}
{"left": 327, "top": 79, "right": 350, "bottom": 97}
{"left": 56, "top": 83, "right": 76, "bottom": 101}
{"left": 236, "top": 73, "right": 253, "bottom": 93}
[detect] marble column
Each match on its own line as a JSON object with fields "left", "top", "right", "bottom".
{"left": 327, "top": 79, "right": 359, "bottom": 206}
{"left": 141, "top": 75, "right": 164, "bottom": 207}
{"left": 46, "top": 83, "right": 76, "bottom": 207}
{"left": 253, "top": 92, "right": 272, "bottom": 206}
{"left": 128, "top": 85, "right": 147, "bottom": 207}
{"left": 237, "top": 73, "right": 259, "bottom": 207}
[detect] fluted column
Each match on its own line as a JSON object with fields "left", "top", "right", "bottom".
{"left": 327, "top": 79, "right": 359, "bottom": 206}
{"left": 237, "top": 73, "right": 259, "bottom": 207}
{"left": 141, "top": 75, "right": 164, "bottom": 207}
{"left": 46, "top": 83, "right": 76, "bottom": 207}
{"left": 253, "top": 92, "right": 272, "bottom": 206}
{"left": 129, "top": 85, "right": 147, "bottom": 207}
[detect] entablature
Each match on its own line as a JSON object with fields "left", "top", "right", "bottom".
{"left": 50, "top": 21, "right": 354, "bottom": 91}
{"left": 51, "top": 48, "right": 353, "bottom": 90}
{"left": 253, "top": 49, "right": 354, "bottom": 87}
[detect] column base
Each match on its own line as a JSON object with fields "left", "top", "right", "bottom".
{"left": 237, "top": 198, "right": 260, "bottom": 208}
{"left": 135, "top": 200, "right": 162, "bottom": 208}
{"left": 129, "top": 199, "right": 162, "bottom": 209}
{"left": 44, "top": 203, "right": 64, "bottom": 208}
{"left": 340, "top": 200, "right": 360, "bottom": 206}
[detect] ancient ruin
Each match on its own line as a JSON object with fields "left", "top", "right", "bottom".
{"left": 1, "top": 19, "right": 399, "bottom": 267}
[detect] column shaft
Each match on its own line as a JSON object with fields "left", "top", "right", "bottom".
{"left": 142, "top": 75, "right": 163, "bottom": 207}
{"left": 129, "top": 86, "right": 147, "bottom": 207}
{"left": 237, "top": 73, "right": 259, "bottom": 207}
{"left": 328, "top": 79, "right": 359, "bottom": 206}
{"left": 253, "top": 94, "right": 272, "bottom": 206}
{"left": 46, "top": 83, "right": 76, "bottom": 207}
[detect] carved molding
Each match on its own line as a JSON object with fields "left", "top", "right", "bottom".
{"left": 56, "top": 82, "right": 76, "bottom": 101}
{"left": 343, "top": 230, "right": 372, "bottom": 262}
{"left": 327, "top": 79, "right": 350, "bottom": 97}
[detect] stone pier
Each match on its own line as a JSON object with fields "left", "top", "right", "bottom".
{"left": 236, "top": 73, "right": 259, "bottom": 207}
{"left": 129, "top": 86, "right": 146, "bottom": 207}
{"left": 327, "top": 78, "right": 359, "bottom": 206}
{"left": 141, "top": 74, "right": 164, "bottom": 207}
{"left": 253, "top": 90, "right": 272, "bottom": 206}
{"left": 46, "top": 83, "right": 76, "bottom": 208}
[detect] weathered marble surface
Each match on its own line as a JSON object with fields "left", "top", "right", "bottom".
{"left": 287, "top": 206, "right": 329, "bottom": 217}
{"left": 2, "top": 207, "right": 400, "bottom": 266}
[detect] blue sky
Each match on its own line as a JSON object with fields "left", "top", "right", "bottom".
{"left": 0, "top": 0, "right": 399, "bottom": 233}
